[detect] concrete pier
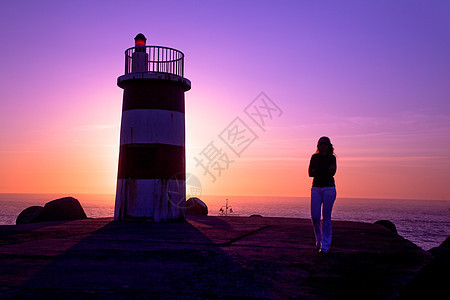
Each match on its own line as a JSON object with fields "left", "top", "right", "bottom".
{"left": 0, "top": 216, "right": 430, "bottom": 298}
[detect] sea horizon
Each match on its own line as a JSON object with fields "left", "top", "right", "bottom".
{"left": 1, "top": 193, "right": 449, "bottom": 251}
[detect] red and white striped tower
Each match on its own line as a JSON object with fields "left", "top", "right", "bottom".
{"left": 114, "top": 34, "right": 191, "bottom": 222}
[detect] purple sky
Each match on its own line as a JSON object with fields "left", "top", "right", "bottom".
{"left": 0, "top": 1, "right": 449, "bottom": 199}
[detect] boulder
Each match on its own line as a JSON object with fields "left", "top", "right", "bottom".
{"left": 374, "top": 220, "right": 398, "bottom": 235}
{"left": 16, "top": 206, "right": 43, "bottom": 224}
{"left": 185, "top": 197, "right": 208, "bottom": 215}
{"left": 16, "top": 197, "right": 87, "bottom": 224}
{"left": 400, "top": 237, "right": 450, "bottom": 299}
{"left": 439, "top": 236, "right": 450, "bottom": 248}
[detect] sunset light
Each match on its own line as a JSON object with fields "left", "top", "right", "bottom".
{"left": 0, "top": 1, "right": 449, "bottom": 201}
{"left": 0, "top": 2, "right": 449, "bottom": 297}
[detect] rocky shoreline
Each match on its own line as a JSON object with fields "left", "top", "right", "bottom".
{"left": 0, "top": 215, "right": 445, "bottom": 298}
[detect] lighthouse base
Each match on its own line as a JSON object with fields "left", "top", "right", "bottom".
{"left": 114, "top": 179, "right": 186, "bottom": 222}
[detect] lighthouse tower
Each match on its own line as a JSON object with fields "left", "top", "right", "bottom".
{"left": 114, "top": 34, "right": 191, "bottom": 221}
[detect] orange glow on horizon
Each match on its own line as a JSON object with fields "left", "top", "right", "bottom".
{"left": 0, "top": 2, "right": 449, "bottom": 202}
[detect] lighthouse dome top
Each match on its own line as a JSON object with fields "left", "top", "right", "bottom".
{"left": 134, "top": 33, "right": 147, "bottom": 46}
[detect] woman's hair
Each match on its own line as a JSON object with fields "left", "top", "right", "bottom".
{"left": 315, "top": 136, "right": 335, "bottom": 155}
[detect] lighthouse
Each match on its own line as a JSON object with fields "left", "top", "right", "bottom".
{"left": 114, "top": 34, "right": 191, "bottom": 222}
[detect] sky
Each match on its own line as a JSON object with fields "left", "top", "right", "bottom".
{"left": 0, "top": 0, "right": 449, "bottom": 200}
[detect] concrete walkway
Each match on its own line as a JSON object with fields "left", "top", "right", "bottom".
{"left": 0, "top": 216, "right": 430, "bottom": 299}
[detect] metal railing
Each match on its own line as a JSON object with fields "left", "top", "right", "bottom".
{"left": 124, "top": 46, "right": 185, "bottom": 77}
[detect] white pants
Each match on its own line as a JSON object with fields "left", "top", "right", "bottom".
{"left": 311, "top": 187, "right": 336, "bottom": 252}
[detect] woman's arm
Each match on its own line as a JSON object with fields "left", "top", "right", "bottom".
{"left": 328, "top": 155, "right": 337, "bottom": 176}
{"left": 308, "top": 155, "right": 316, "bottom": 177}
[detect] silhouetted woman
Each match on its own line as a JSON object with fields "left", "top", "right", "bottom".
{"left": 308, "top": 136, "right": 337, "bottom": 254}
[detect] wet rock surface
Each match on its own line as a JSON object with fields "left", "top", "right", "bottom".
{"left": 0, "top": 216, "right": 431, "bottom": 299}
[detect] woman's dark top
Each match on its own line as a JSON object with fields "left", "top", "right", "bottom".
{"left": 308, "top": 153, "right": 337, "bottom": 187}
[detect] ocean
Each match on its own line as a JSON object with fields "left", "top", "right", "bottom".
{"left": 0, "top": 193, "right": 448, "bottom": 251}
